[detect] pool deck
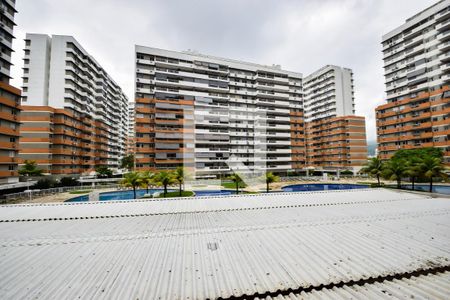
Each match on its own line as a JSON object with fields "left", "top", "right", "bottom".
{"left": 14, "top": 179, "right": 448, "bottom": 204}
{"left": 19, "top": 188, "right": 118, "bottom": 204}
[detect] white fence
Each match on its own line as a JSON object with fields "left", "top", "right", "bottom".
{"left": 1, "top": 184, "right": 119, "bottom": 203}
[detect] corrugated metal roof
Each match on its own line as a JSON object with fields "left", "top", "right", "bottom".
{"left": 260, "top": 271, "right": 450, "bottom": 299}
{"left": 0, "top": 189, "right": 449, "bottom": 299}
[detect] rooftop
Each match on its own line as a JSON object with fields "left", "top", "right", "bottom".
{"left": 135, "top": 44, "right": 303, "bottom": 77}
{"left": 0, "top": 189, "right": 449, "bottom": 299}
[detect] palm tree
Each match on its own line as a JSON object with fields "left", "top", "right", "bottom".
{"left": 404, "top": 158, "right": 421, "bottom": 191}
{"left": 173, "top": 167, "right": 185, "bottom": 196}
{"left": 265, "top": 172, "right": 279, "bottom": 193}
{"left": 153, "top": 171, "right": 176, "bottom": 197}
{"left": 229, "top": 173, "right": 243, "bottom": 194}
{"left": 141, "top": 170, "right": 155, "bottom": 194}
{"left": 418, "top": 156, "right": 448, "bottom": 193}
{"left": 382, "top": 158, "right": 406, "bottom": 189}
{"left": 121, "top": 172, "right": 143, "bottom": 199}
{"left": 360, "top": 157, "right": 384, "bottom": 186}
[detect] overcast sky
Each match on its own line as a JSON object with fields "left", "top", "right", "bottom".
{"left": 10, "top": 0, "right": 438, "bottom": 142}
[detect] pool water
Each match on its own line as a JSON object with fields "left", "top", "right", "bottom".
{"left": 67, "top": 189, "right": 169, "bottom": 202}
{"left": 194, "top": 190, "right": 237, "bottom": 197}
{"left": 282, "top": 183, "right": 368, "bottom": 192}
{"left": 400, "top": 184, "right": 450, "bottom": 195}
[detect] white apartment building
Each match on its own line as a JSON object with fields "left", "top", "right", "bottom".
{"left": 134, "top": 46, "right": 303, "bottom": 178}
{"left": 302, "top": 65, "right": 366, "bottom": 172}
{"left": 377, "top": 0, "right": 450, "bottom": 163}
{"left": 303, "top": 65, "right": 355, "bottom": 122}
{"left": 382, "top": 0, "right": 450, "bottom": 102}
{"left": 20, "top": 34, "right": 129, "bottom": 174}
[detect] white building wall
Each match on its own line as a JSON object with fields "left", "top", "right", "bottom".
{"left": 336, "top": 67, "right": 354, "bottom": 116}
{"left": 47, "top": 36, "right": 68, "bottom": 109}
{"left": 22, "top": 34, "right": 51, "bottom": 106}
{"left": 303, "top": 65, "right": 355, "bottom": 122}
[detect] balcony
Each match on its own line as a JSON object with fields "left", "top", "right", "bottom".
{"left": 437, "top": 30, "right": 450, "bottom": 42}
{"left": 440, "top": 51, "right": 450, "bottom": 62}
{"left": 442, "top": 73, "right": 450, "bottom": 82}
{"left": 436, "top": 7, "right": 450, "bottom": 21}
{"left": 136, "top": 78, "right": 152, "bottom": 85}
{"left": 136, "top": 59, "right": 155, "bottom": 66}
{"left": 136, "top": 68, "right": 154, "bottom": 75}
{"left": 441, "top": 63, "right": 450, "bottom": 72}
{"left": 437, "top": 18, "right": 450, "bottom": 31}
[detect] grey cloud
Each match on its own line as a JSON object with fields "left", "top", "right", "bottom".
{"left": 11, "top": 0, "right": 438, "bottom": 142}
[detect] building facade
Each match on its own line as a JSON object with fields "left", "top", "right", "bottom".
{"left": 376, "top": 0, "right": 450, "bottom": 163}
{"left": 302, "top": 65, "right": 367, "bottom": 172}
{"left": 126, "top": 101, "right": 135, "bottom": 154}
{"left": 20, "top": 34, "right": 129, "bottom": 175}
{"left": 0, "top": 0, "right": 21, "bottom": 184}
{"left": 134, "top": 46, "right": 304, "bottom": 178}
{"left": 303, "top": 65, "right": 355, "bottom": 122}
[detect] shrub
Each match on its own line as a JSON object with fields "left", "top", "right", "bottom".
{"left": 33, "top": 178, "right": 58, "bottom": 190}
{"left": 340, "top": 170, "right": 354, "bottom": 176}
{"left": 59, "top": 177, "right": 79, "bottom": 187}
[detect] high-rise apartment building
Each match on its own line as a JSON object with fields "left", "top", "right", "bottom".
{"left": 376, "top": 0, "right": 450, "bottom": 163}
{"left": 134, "top": 46, "right": 304, "bottom": 178}
{"left": 0, "top": 0, "right": 21, "bottom": 184}
{"left": 303, "top": 65, "right": 355, "bottom": 122}
{"left": 20, "top": 34, "right": 129, "bottom": 175}
{"left": 303, "top": 65, "right": 367, "bottom": 172}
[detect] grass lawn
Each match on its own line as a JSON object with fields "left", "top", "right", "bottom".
{"left": 221, "top": 181, "right": 247, "bottom": 189}
{"left": 155, "top": 191, "right": 194, "bottom": 198}
{"left": 69, "top": 190, "right": 92, "bottom": 194}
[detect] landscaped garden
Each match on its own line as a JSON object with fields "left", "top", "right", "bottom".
{"left": 360, "top": 147, "right": 448, "bottom": 193}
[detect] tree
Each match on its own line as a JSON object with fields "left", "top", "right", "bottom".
{"left": 120, "top": 172, "right": 143, "bottom": 199}
{"left": 404, "top": 158, "right": 421, "bottom": 191}
{"left": 393, "top": 147, "right": 443, "bottom": 161}
{"left": 120, "top": 154, "right": 135, "bottom": 171}
{"left": 382, "top": 158, "right": 407, "bottom": 189}
{"left": 153, "top": 171, "right": 176, "bottom": 197}
{"left": 265, "top": 172, "right": 279, "bottom": 193}
{"left": 360, "top": 157, "right": 384, "bottom": 186}
{"left": 229, "top": 173, "right": 243, "bottom": 194}
{"left": 173, "top": 167, "right": 185, "bottom": 196}
{"left": 141, "top": 170, "right": 155, "bottom": 194}
{"left": 417, "top": 156, "right": 448, "bottom": 193}
{"left": 18, "top": 160, "right": 43, "bottom": 176}
{"left": 95, "top": 166, "right": 113, "bottom": 178}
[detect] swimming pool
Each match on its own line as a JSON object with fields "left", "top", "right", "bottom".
{"left": 66, "top": 189, "right": 237, "bottom": 202}
{"left": 194, "top": 190, "right": 237, "bottom": 197}
{"left": 282, "top": 183, "right": 368, "bottom": 192}
{"left": 400, "top": 184, "right": 450, "bottom": 195}
{"left": 66, "top": 189, "right": 169, "bottom": 202}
